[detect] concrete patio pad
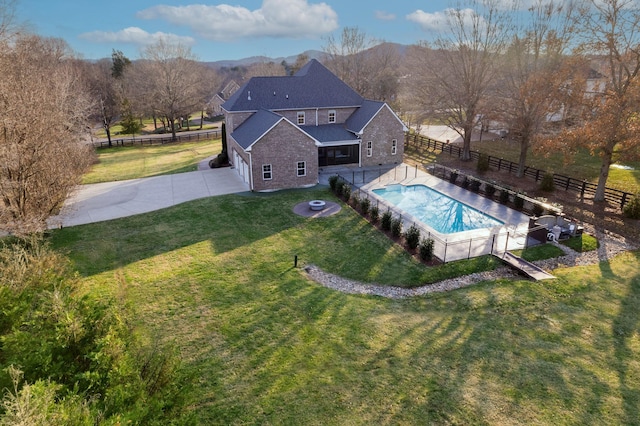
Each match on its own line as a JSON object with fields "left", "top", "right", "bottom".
{"left": 48, "top": 168, "right": 249, "bottom": 228}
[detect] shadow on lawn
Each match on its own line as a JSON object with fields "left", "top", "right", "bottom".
{"left": 611, "top": 251, "right": 640, "bottom": 425}
{"left": 190, "top": 267, "right": 630, "bottom": 424}
{"left": 49, "top": 190, "right": 321, "bottom": 276}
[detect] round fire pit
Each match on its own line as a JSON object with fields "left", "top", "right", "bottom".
{"left": 308, "top": 200, "right": 326, "bottom": 211}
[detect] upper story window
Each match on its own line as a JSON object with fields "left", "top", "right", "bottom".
{"left": 391, "top": 139, "right": 397, "bottom": 155}
{"left": 262, "top": 164, "right": 272, "bottom": 180}
{"left": 297, "top": 111, "right": 305, "bottom": 125}
{"left": 366, "top": 141, "right": 373, "bottom": 157}
{"left": 296, "top": 161, "right": 306, "bottom": 177}
{"left": 328, "top": 110, "right": 336, "bottom": 123}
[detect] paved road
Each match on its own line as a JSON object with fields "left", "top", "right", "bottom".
{"left": 48, "top": 166, "right": 249, "bottom": 228}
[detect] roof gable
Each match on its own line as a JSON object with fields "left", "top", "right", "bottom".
{"left": 346, "top": 100, "right": 408, "bottom": 134}
{"left": 222, "top": 59, "right": 364, "bottom": 112}
{"left": 230, "top": 109, "right": 284, "bottom": 150}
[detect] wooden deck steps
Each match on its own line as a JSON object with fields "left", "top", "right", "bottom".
{"left": 495, "top": 251, "right": 556, "bottom": 281}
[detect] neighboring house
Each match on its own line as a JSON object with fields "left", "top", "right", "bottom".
{"left": 221, "top": 59, "right": 407, "bottom": 191}
{"left": 208, "top": 80, "right": 241, "bottom": 116}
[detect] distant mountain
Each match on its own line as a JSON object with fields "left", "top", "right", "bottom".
{"left": 205, "top": 43, "right": 410, "bottom": 69}
{"left": 206, "top": 50, "right": 327, "bottom": 69}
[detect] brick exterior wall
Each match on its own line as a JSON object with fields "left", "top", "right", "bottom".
{"left": 249, "top": 120, "right": 318, "bottom": 192}
{"left": 360, "top": 105, "right": 405, "bottom": 167}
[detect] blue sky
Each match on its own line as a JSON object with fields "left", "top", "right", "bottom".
{"left": 15, "top": 0, "right": 463, "bottom": 62}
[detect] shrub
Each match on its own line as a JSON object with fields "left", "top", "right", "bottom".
{"left": 419, "top": 238, "right": 435, "bottom": 261}
{"left": 514, "top": 194, "right": 525, "bottom": 210}
{"left": 484, "top": 183, "right": 496, "bottom": 197}
{"left": 370, "top": 205, "right": 379, "bottom": 223}
{"left": 391, "top": 217, "right": 402, "bottom": 238}
{"left": 360, "top": 198, "right": 371, "bottom": 216}
{"left": 328, "top": 175, "right": 339, "bottom": 191}
{"left": 477, "top": 153, "right": 490, "bottom": 173}
{"left": 540, "top": 172, "right": 555, "bottom": 192}
{"left": 499, "top": 189, "right": 510, "bottom": 204}
{"left": 462, "top": 176, "right": 471, "bottom": 189}
{"left": 335, "top": 181, "right": 344, "bottom": 197}
{"left": 351, "top": 194, "right": 360, "bottom": 209}
{"left": 623, "top": 193, "right": 640, "bottom": 219}
{"left": 381, "top": 210, "right": 393, "bottom": 231}
{"left": 469, "top": 179, "right": 481, "bottom": 192}
{"left": 532, "top": 203, "right": 545, "bottom": 217}
{"left": 449, "top": 170, "right": 458, "bottom": 184}
{"left": 405, "top": 224, "right": 421, "bottom": 250}
{"left": 342, "top": 185, "right": 351, "bottom": 202}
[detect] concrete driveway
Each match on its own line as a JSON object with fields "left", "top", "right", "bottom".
{"left": 48, "top": 167, "right": 249, "bottom": 228}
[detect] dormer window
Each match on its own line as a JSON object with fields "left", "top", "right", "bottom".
{"left": 328, "top": 110, "right": 336, "bottom": 123}
{"left": 297, "top": 111, "right": 305, "bottom": 125}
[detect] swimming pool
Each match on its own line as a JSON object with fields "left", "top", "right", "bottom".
{"left": 372, "top": 184, "right": 504, "bottom": 234}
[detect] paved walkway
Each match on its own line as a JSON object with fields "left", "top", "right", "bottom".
{"left": 48, "top": 164, "right": 249, "bottom": 228}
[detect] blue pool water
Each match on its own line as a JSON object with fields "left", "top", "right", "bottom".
{"left": 372, "top": 184, "right": 503, "bottom": 234}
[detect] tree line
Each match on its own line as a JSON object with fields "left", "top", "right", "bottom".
{"left": 400, "top": 0, "right": 640, "bottom": 204}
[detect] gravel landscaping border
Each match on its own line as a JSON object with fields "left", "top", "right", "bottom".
{"left": 304, "top": 223, "right": 637, "bottom": 299}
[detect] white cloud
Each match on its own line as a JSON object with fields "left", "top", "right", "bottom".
{"left": 136, "top": 0, "right": 339, "bottom": 41}
{"left": 375, "top": 10, "right": 396, "bottom": 21}
{"left": 407, "top": 8, "right": 478, "bottom": 32}
{"left": 79, "top": 27, "right": 195, "bottom": 46}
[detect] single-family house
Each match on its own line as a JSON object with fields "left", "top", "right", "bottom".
{"left": 208, "top": 80, "right": 241, "bottom": 116}
{"left": 221, "top": 59, "right": 407, "bottom": 191}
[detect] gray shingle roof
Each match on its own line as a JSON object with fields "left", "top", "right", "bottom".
{"left": 299, "top": 124, "right": 359, "bottom": 144}
{"left": 345, "top": 100, "right": 385, "bottom": 134}
{"left": 230, "top": 109, "right": 283, "bottom": 150}
{"left": 222, "top": 59, "right": 364, "bottom": 112}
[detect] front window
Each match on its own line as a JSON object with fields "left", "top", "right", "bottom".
{"left": 297, "top": 111, "right": 305, "bottom": 125}
{"left": 296, "top": 161, "right": 306, "bottom": 177}
{"left": 366, "top": 141, "right": 372, "bottom": 157}
{"left": 391, "top": 139, "right": 397, "bottom": 155}
{"left": 262, "top": 164, "right": 272, "bottom": 180}
{"left": 328, "top": 110, "right": 336, "bottom": 123}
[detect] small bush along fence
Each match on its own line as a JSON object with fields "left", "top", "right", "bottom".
{"left": 428, "top": 164, "right": 562, "bottom": 217}
{"left": 329, "top": 178, "right": 436, "bottom": 263}
{"left": 407, "top": 132, "right": 634, "bottom": 210}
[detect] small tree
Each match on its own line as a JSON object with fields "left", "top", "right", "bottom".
{"left": 477, "top": 153, "right": 490, "bottom": 173}
{"left": 370, "top": 205, "right": 380, "bottom": 223}
{"left": 360, "top": 198, "right": 371, "bottom": 216}
{"left": 120, "top": 100, "right": 142, "bottom": 139}
{"left": 623, "top": 193, "right": 640, "bottom": 219}
{"left": 391, "top": 217, "right": 402, "bottom": 238}
{"left": 328, "top": 175, "right": 339, "bottom": 192}
{"left": 381, "top": 210, "right": 393, "bottom": 231}
{"left": 405, "top": 224, "right": 421, "bottom": 250}
{"left": 419, "top": 238, "right": 435, "bottom": 261}
{"left": 540, "top": 172, "right": 555, "bottom": 192}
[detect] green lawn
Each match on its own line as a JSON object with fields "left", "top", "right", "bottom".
{"left": 465, "top": 139, "right": 640, "bottom": 194}
{"left": 406, "top": 136, "right": 640, "bottom": 194}
{"left": 83, "top": 139, "right": 222, "bottom": 184}
{"left": 50, "top": 188, "right": 640, "bottom": 425}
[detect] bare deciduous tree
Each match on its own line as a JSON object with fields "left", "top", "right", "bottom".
{"left": 137, "top": 39, "right": 215, "bottom": 140}
{"left": 408, "top": 0, "right": 509, "bottom": 161}
{"left": 323, "top": 27, "right": 401, "bottom": 101}
{"left": 551, "top": 0, "right": 640, "bottom": 202}
{"left": 0, "top": 35, "right": 94, "bottom": 234}
{"left": 494, "top": 0, "right": 576, "bottom": 177}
